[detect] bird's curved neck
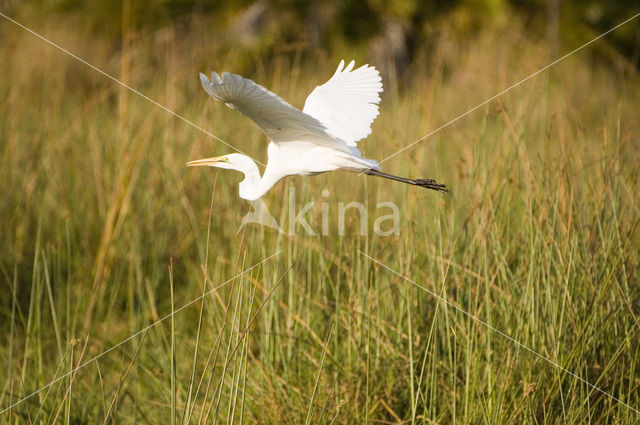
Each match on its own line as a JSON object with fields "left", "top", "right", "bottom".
{"left": 238, "top": 159, "right": 280, "bottom": 201}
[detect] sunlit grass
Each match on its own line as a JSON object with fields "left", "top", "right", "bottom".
{"left": 1, "top": 12, "right": 639, "bottom": 424}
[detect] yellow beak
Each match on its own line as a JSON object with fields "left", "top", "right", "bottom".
{"left": 186, "top": 156, "right": 228, "bottom": 167}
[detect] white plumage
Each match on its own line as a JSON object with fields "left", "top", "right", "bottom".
{"left": 303, "top": 60, "right": 382, "bottom": 145}
{"left": 199, "top": 59, "right": 381, "bottom": 153}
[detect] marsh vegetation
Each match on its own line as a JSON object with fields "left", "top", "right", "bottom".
{"left": 1, "top": 3, "right": 640, "bottom": 423}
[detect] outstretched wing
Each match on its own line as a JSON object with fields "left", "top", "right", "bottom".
{"left": 199, "top": 72, "right": 350, "bottom": 151}
{"left": 302, "top": 60, "right": 383, "bottom": 146}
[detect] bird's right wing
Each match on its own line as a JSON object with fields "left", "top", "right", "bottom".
{"left": 302, "top": 60, "right": 383, "bottom": 146}
{"left": 200, "top": 72, "right": 351, "bottom": 151}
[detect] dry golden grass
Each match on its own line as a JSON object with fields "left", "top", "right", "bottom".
{"left": 1, "top": 11, "right": 640, "bottom": 424}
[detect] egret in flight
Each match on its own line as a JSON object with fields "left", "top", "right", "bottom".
{"left": 187, "top": 60, "right": 447, "bottom": 200}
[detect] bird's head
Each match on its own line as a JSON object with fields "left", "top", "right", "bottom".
{"left": 187, "top": 153, "right": 265, "bottom": 200}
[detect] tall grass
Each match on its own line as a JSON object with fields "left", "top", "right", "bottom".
{"left": 1, "top": 12, "right": 640, "bottom": 424}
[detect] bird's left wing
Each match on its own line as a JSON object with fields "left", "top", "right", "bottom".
{"left": 200, "top": 72, "right": 350, "bottom": 151}
{"left": 302, "top": 60, "right": 383, "bottom": 146}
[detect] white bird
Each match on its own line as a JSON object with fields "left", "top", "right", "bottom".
{"left": 187, "top": 60, "right": 447, "bottom": 200}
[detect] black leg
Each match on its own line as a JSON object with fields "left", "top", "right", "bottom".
{"left": 363, "top": 169, "right": 449, "bottom": 194}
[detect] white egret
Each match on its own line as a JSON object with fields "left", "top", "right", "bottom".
{"left": 187, "top": 60, "right": 447, "bottom": 200}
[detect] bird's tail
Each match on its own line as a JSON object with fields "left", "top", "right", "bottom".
{"left": 345, "top": 147, "right": 380, "bottom": 170}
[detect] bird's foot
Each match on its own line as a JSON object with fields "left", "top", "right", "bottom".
{"left": 414, "top": 178, "right": 449, "bottom": 194}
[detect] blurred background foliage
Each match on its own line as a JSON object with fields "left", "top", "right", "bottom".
{"left": 3, "top": 0, "right": 639, "bottom": 80}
